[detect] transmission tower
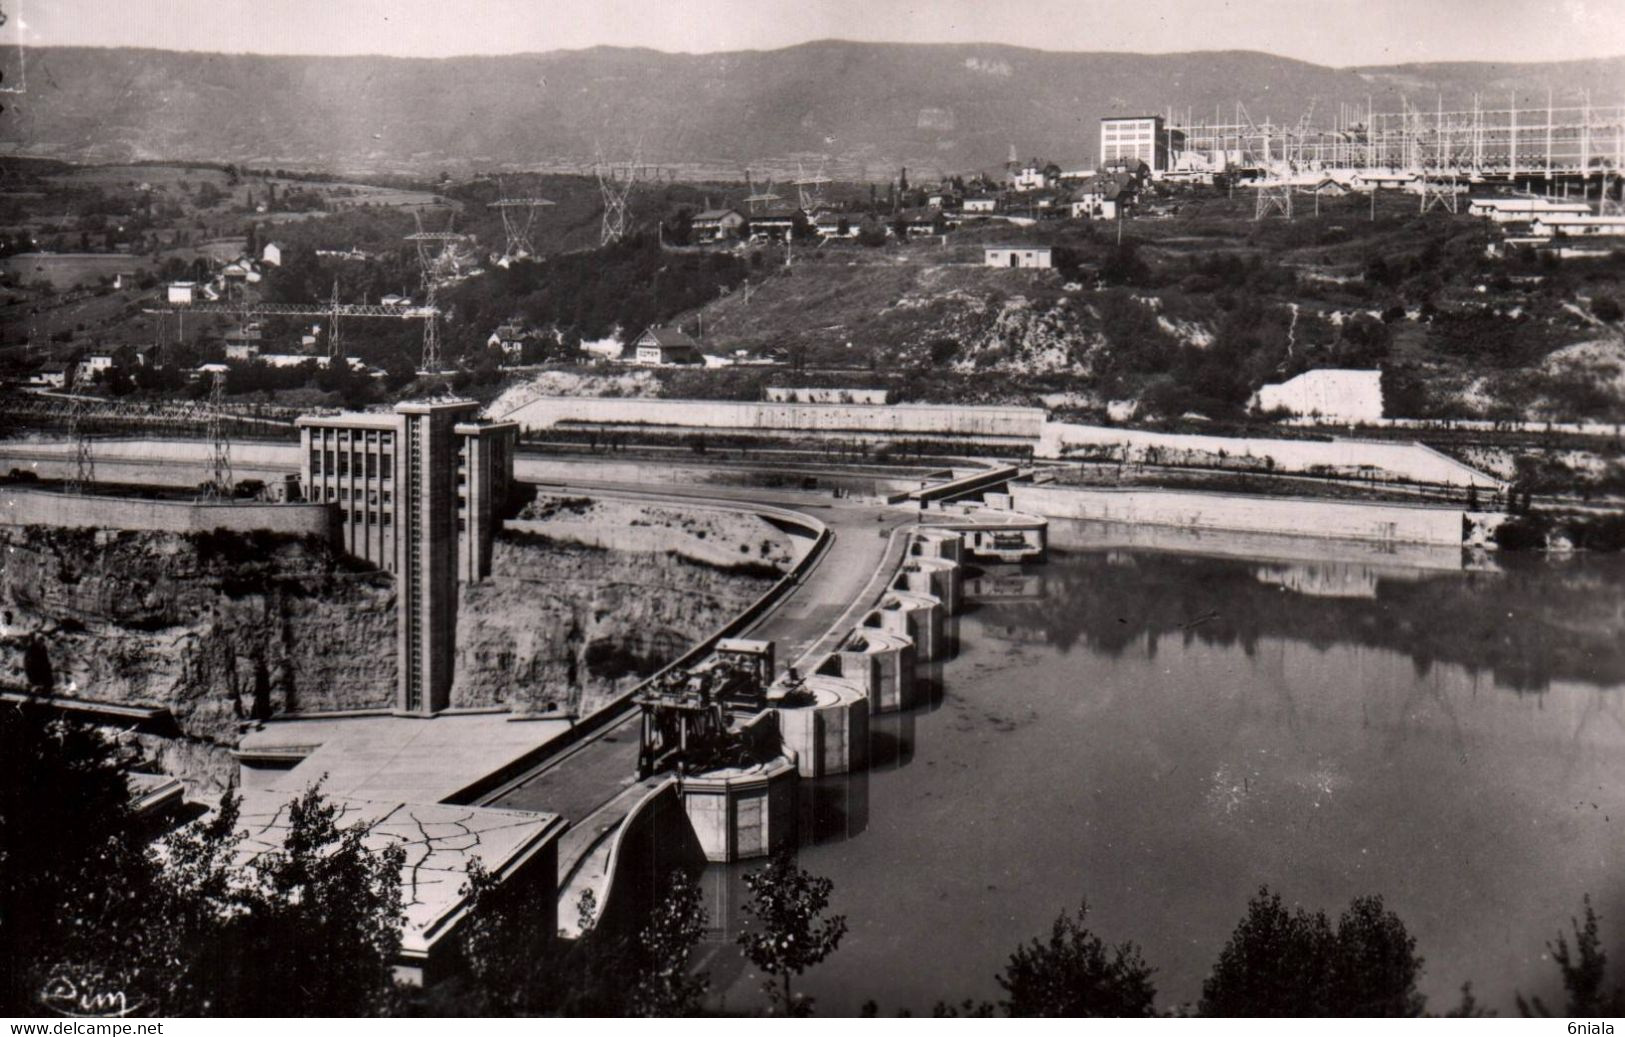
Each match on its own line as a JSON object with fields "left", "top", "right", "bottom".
{"left": 328, "top": 279, "right": 343, "bottom": 358}
{"left": 487, "top": 179, "right": 555, "bottom": 263}
{"left": 405, "top": 211, "right": 471, "bottom": 372}
{"left": 203, "top": 369, "right": 233, "bottom": 499}
{"left": 1419, "top": 172, "right": 1460, "bottom": 214}
{"left": 595, "top": 158, "right": 640, "bottom": 245}
{"left": 792, "top": 159, "right": 834, "bottom": 212}
{"left": 420, "top": 281, "right": 443, "bottom": 373}
{"left": 1254, "top": 181, "right": 1293, "bottom": 220}
{"left": 742, "top": 169, "right": 781, "bottom": 214}
{"left": 66, "top": 393, "right": 94, "bottom": 494}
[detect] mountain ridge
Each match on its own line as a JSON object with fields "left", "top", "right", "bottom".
{"left": 4, "top": 41, "right": 1621, "bottom": 178}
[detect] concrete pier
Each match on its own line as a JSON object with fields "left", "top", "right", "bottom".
{"left": 895, "top": 555, "right": 961, "bottom": 616}
{"left": 680, "top": 755, "right": 799, "bottom": 862}
{"left": 910, "top": 526, "right": 964, "bottom": 563}
{"left": 824, "top": 629, "right": 917, "bottom": 712}
{"left": 773, "top": 674, "right": 870, "bottom": 777}
{"left": 876, "top": 590, "right": 945, "bottom": 662}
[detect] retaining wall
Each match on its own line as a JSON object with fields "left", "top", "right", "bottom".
{"left": 497, "top": 396, "right": 1046, "bottom": 441}
{"left": 1011, "top": 484, "right": 1467, "bottom": 546}
{"left": 0, "top": 486, "right": 336, "bottom": 538}
{"left": 1037, "top": 421, "right": 1501, "bottom": 488}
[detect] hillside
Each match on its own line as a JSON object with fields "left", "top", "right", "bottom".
{"left": 5, "top": 43, "right": 1621, "bottom": 177}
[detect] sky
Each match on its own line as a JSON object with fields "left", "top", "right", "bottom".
{"left": 10, "top": 0, "right": 1625, "bottom": 66}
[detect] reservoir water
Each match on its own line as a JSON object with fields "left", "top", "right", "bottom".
{"left": 700, "top": 520, "right": 1625, "bottom": 1016}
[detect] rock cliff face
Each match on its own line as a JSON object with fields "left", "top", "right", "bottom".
{"left": 453, "top": 530, "right": 779, "bottom": 714}
{"left": 0, "top": 527, "right": 396, "bottom": 785}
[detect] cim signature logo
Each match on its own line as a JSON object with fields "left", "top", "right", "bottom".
{"left": 39, "top": 964, "right": 148, "bottom": 1018}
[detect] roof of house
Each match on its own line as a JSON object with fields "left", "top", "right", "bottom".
{"left": 637, "top": 326, "right": 702, "bottom": 348}
{"left": 39, "top": 362, "right": 69, "bottom": 373}
{"left": 749, "top": 204, "right": 803, "bottom": 221}
{"left": 692, "top": 208, "right": 742, "bottom": 222}
{"left": 985, "top": 244, "right": 1054, "bottom": 252}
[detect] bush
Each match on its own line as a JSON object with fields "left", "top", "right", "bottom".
{"left": 1590, "top": 295, "right": 1622, "bottom": 322}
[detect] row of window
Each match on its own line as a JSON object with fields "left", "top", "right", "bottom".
{"left": 311, "top": 449, "right": 394, "bottom": 479}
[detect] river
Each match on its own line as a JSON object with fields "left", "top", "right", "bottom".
{"left": 697, "top": 520, "right": 1625, "bottom": 1016}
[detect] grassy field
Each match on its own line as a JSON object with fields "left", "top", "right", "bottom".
{"left": 0, "top": 253, "right": 148, "bottom": 290}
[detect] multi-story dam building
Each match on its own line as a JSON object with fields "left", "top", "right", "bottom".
{"left": 296, "top": 400, "right": 517, "bottom": 716}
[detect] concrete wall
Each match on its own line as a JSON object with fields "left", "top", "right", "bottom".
{"left": 2, "top": 438, "right": 301, "bottom": 487}
{"left": 1037, "top": 421, "right": 1501, "bottom": 488}
{"left": 765, "top": 387, "right": 889, "bottom": 405}
{"left": 1011, "top": 484, "right": 1467, "bottom": 546}
{"left": 0, "top": 486, "right": 336, "bottom": 538}
{"left": 513, "top": 455, "right": 925, "bottom": 499}
{"left": 495, "top": 396, "right": 1046, "bottom": 441}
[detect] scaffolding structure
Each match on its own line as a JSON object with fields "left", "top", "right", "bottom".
{"left": 1165, "top": 94, "right": 1625, "bottom": 183}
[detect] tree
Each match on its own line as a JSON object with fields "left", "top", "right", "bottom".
{"left": 736, "top": 852, "right": 847, "bottom": 1016}
{"left": 628, "top": 870, "right": 709, "bottom": 1017}
{"left": 1, "top": 702, "right": 157, "bottom": 1014}
{"left": 1591, "top": 295, "right": 1622, "bottom": 322}
{"left": 151, "top": 783, "right": 406, "bottom": 1016}
{"left": 1200, "top": 887, "right": 1425, "bottom": 1017}
{"left": 1518, "top": 896, "right": 1625, "bottom": 1017}
{"left": 997, "top": 900, "right": 1157, "bottom": 1017}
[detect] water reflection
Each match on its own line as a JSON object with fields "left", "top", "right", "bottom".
{"left": 703, "top": 522, "right": 1625, "bottom": 1016}
{"left": 986, "top": 521, "right": 1625, "bottom": 695}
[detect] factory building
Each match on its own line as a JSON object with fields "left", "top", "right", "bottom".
{"left": 296, "top": 400, "right": 518, "bottom": 716}
{"left": 1100, "top": 116, "right": 1172, "bottom": 173}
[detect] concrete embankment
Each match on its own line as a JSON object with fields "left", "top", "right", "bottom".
{"left": 494, "top": 395, "right": 1046, "bottom": 444}
{"left": 1010, "top": 483, "right": 1487, "bottom": 547}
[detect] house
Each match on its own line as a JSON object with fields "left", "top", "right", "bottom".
{"left": 486, "top": 321, "right": 534, "bottom": 358}
{"left": 75, "top": 352, "right": 116, "bottom": 383}
{"left": 381, "top": 293, "right": 412, "bottom": 307}
{"left": 1353, "top": 171, "right": 1420, "bottom": 191}
{"left": 1070, "top": 175, "right": 1133, "bottom": 220}
{"left": 30, "top": 362, "right": 71, "bottom": 389}
{"left": 1252, "top": 369, "right": 1384, "bottom": 424}
{"left": 984, "top": 245, "right": 1053, "bottom": 269}
{"left": 1528, "top": 214, "right": 1625, "bottom": 239}
{"left": 813, "top": 213, "right": 861, "bottom": 239}
{"left": 963, "top": 195, "right": 999, "bottom": 214}
{"left": 194, "top": 363, "right": 230, "bottom": 381}
{"left": 746, "top": 205, "right": 804, "bottom": 241}
{"left": 926, "top": 189, "right": 961, "bottom": 210}
{"left": 1467, "top": 197, "right": 1591, "bottom": 223}
{"left": 136, "top": 344, "right": 163, "bottom": 368}
{"left": 1012, "top": 159, "right": 1057, "bottom": 192}
{"left": 894, "top": 208, "right": 950, "bottom": 237}
{"left": 261, "top": 241, "right": 285, "bottom": 267}
{"left": 630, "top": 326, "right": 705, "bottom": 366}
{"left": 224, "top": 342, "right": 261, "bottom": 361}
{"left": 167, "top": 281, "right": 198, "bottom": 305}
{"left": 690, "top": 208, "right": 746, "bottom": 243}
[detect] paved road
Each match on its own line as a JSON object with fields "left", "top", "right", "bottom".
{"left": 488, "top": 482, "right": 913, "bottom": 827}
